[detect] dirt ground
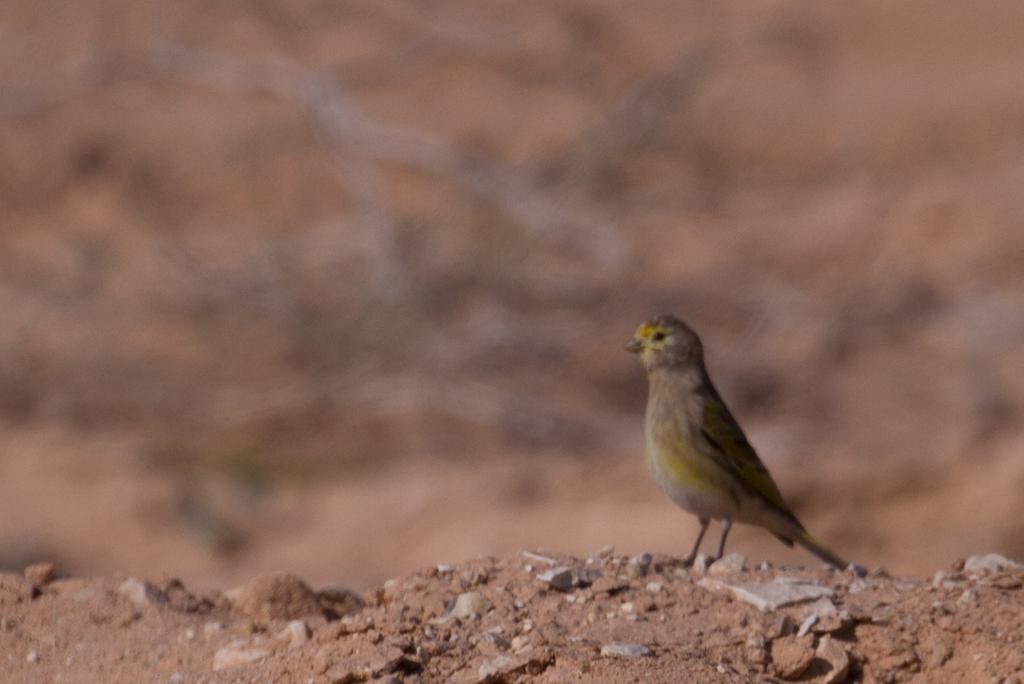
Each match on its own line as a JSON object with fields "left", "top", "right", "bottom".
{"left": 3, "top": 552, "right": 1023, "bottom": 683}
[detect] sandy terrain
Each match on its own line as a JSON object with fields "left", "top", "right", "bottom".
{"left": 3, "top": 552, "right": 1023, "bottom": 683}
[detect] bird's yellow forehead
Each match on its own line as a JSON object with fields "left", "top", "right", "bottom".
{"left": 636, "top": 322, "right": 660, "bottom": 338}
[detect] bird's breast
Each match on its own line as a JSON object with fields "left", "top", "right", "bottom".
{"left": 643, "top": 393, "right": 739, "bottom": 519}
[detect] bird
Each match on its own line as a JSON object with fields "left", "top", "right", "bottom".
{"left": 626, "top": 314, "right": 848, "bottom": 569}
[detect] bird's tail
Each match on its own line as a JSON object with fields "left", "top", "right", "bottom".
{"left": 793, "top": 530, "right": 848, "bottom": 570}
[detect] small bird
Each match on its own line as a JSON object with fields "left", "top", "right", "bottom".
{"left": 626, "top": 315, "right": 847, "bottom": 569}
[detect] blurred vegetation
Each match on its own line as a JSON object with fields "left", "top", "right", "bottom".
{"left": 1, "top": 1, "right": 1024, "bottom": 576}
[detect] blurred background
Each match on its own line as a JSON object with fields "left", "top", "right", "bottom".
{"left": 1, "top": 0, "right": 1023, "bottom": 590}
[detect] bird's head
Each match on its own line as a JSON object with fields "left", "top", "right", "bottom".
{"left": 625, "top": 315, "right": 704, "bottom": 370}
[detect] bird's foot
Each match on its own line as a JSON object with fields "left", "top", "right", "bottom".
{"left": 678, "top": 554, "right": 697, "bottom": 568}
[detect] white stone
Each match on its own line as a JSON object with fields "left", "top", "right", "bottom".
{"left": 450, "top": 591, "right": 490, "bottom": 619}
{"left": 478, "top": 655, "right": 514, "bottom": 680}
{"left": 629, "top": 552, "right": 653, "bottom": 570}
{"left": 118, "top": 578, "right": 167, "bottom": 607}
{"left": 699, "top": 578, "right": 835, "bottom": 611}
{"left": 964, "top": 554, "right": 1023, "bottom": 574}
{"left": 212, "top": 640, "right": 268, "bottom": 671}
{"left": 521, "top": 551, "right": 557, "bottom": 566}
{"left": 280, "top": 619, "right": 310, "bottom": 647}
{"left": 708, "top": 553, "right": 746, "bottom": 576}
{"left": 796, "top": 614, "right": 818, "bottom": 637}
{"left": 536, "top": 567, "right": 574, "bottom": 591}
{"left": 600, "top": 643, "right": 653, "bottom": 658}
{"left": 203, "top": 622, "right": 224, "bottom": 637}
{"left": 933, "top": 570, "right": 965, "bottom": 589}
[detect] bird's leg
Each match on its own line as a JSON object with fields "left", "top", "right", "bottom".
{"left": 712, "top": 519, "right": 732, "bottom": 561}
{"left": 680, "top": 517, "right": 710, "bottom": 566}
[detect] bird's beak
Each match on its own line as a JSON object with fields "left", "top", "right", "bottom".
{"left": 625, "top": 338, "right": 643, "bottom": 354}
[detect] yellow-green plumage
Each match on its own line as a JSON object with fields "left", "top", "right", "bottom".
{"left": 627, "top": 315, "right": 848, "bottom": 569}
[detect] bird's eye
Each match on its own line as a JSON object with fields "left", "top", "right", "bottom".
{"left": 651, "top": 331, "right": 666, "bottom": 342}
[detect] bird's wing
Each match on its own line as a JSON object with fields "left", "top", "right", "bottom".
{"left": 699, "top": 385, "right": 801, "bottom": 525}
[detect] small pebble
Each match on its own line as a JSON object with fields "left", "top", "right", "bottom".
{"left": 521, "top": 551, "right": 557, "bottom": 566}
{"left": 478, "top": 654, "right": 525, "bottom": 681}
{"left": 450, "top": 591, "right": 490, "bottom": 619}
{"left": 964, "top": 554, "right": 1023, "bottom": 575}
{"left": 212, "top": 641, "right": 268, "bottom": 671}
{"left": 118, "top": 578, "right": 167, "bottom": 608}
{"left": 708, "top": 553, "right": 746, "bottom": 576}
{"left": 536, "top": 567, "right": 574, "bottom": 592}
{"left": 933, "top": 570, "right": 955, "bottom": 588}
{"left": 600, "top": 643, "right": 653, "bottom": 658}
{"left": 796, "top": 614, "right": 818, "bottom": 637}
{"left": 280, "top": 620, "right": 310, "bottom": 647}
{"left": 847, "top": 563, "right": 868, "bottom": 577}
{"left": 816, "top": 635, "right": 850, "bottom": 684}
{"left": 382, "top": 578, "right": 400, "bottom": 598}
{"left": 630, "top": 552, "right": 653, "bottom": 569}
{"left": 771, "top": 635, "right": 814, "bottom": 679}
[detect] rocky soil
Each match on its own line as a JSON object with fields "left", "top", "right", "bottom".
{"left": 2, "top": 552, "right": 1022, "bottom": 684}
